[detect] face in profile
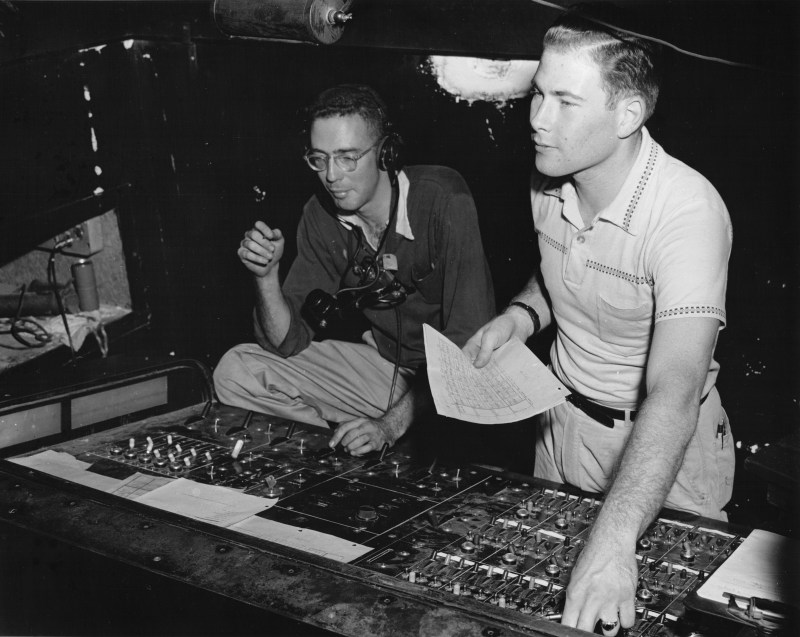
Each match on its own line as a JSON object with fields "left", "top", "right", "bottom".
{"left": 529, "top": 47, "right": 625, "bottom": 180}
{"left": 308, "top": 114, "right": 383, "bottom": 215}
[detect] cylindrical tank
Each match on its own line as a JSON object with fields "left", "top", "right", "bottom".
{"left": 213, "top": 0, "right": 352, "bottom": 45}
{"left": 71, "top": 259, "right": 100, "bottom": 312}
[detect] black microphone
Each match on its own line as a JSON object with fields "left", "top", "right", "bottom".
{"left": 302, "top": 289, "right": 340, "bottom": 330}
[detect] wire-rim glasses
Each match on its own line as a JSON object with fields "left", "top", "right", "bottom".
{"left": 303, "top": 140, "right": 380, "bottom": 172}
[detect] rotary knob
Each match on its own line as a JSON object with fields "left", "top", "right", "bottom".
{"left": 502, "top": 551, "right": 518, "bottom": 565}
{"left": 356, "top": 505, "right": 378, "bottom": 522}
{"left": 637, "top": 585, "right": 654, "bottom": 603}
{"left": 545, "top": 558, "right": 561, "bottom": 577}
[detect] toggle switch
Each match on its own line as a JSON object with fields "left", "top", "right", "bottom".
{"left": 680, "top": 540, "right": 696, "bottom": 562}
{"left": 124, "top": 438, "right": 137, "bottom": 459}
{"left": 231, "top": 439, "right": 245, "bottom": 460}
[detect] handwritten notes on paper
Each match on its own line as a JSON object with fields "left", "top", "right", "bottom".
{"left": 423, "top": 324, "right": 568, "bottom": 424}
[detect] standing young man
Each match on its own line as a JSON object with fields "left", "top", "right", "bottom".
{"left": 464, "top": 13, "right": 734, "bottom": 635}
{"left": 214, "top": 84, "right": 495, "bottom": 455}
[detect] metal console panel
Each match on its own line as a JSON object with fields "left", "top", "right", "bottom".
{"left": 0, "top": 401, "right": 751, "bottom": 637}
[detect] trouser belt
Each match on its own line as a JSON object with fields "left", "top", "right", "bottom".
{"left": 565, "top": 390, "right": 708, "bottom": 428}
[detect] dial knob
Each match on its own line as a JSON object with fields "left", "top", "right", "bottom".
{"left": 356, "top": 505, "right": 378, "bottom": 522}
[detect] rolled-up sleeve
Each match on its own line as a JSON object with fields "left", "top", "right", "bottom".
{"left": 254, "top": 199, "right": 347, "bottom": 357}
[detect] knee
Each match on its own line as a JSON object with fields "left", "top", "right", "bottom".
{"left": 213, "top": 347, "right": 247, "bottom": 397}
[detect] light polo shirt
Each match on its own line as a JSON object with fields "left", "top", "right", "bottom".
{"left": 337, "top": 170, "right": 415, "bottom": 247}
{"left": 532, "top": 127, "right": 732, "bottom": 408}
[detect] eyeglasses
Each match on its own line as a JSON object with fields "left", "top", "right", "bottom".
{"left": 303, "top": 141, "right": 380, "bottom": 172}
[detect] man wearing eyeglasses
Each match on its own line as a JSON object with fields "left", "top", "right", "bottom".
{"left": 214, "top": 84, "right": 495, "bottom": 455}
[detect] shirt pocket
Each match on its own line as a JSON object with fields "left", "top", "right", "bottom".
{"left": 411, "top": 261, "right": 442, "bottom": 302}
{"left": 596, "top": 295, "right": 652, "bottom": 351}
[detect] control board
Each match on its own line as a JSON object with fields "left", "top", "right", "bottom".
{"left": 2, "top": 403, "right": 755, "bottom": 637}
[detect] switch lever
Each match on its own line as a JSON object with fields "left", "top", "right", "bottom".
{"left": 185, "top": 401, "right": 213, "bottom": 427}
{"left": 226, "top": 411, "right": 253, "bottom": 436}
{"left": 363, "top": 443, "right": 390, "bottom": 469}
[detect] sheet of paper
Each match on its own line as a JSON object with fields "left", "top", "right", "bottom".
{"left": 423, "top": 324, "right": 569, "bottom": 424}
{"left": 697, "top": 529, "right": 798, "bottom": 607}
{"left": 9, "top": 450, "right": 121, "bottom": 491}
{"left": 135, "top": 477, "right": 276, "bottom": 527}
{"left": 232, "top": 516, "right": 373, "bottom": 563}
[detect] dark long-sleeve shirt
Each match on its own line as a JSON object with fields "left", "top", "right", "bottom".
{"left": 255, "top": 165, "right": 496, "bottom": 369}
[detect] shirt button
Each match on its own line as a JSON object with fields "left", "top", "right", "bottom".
{"left": 576, "top": 235, "right": 585, "bottom": 244}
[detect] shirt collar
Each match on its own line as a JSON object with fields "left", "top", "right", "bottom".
{"left": 337, "top": 170, "right": 414, "bottom": 246}
{"left": 598, "top": 127, "right": 657, "bottom": 235}
{"left": 542, "top": 127, "right": 659, "bottom": 235}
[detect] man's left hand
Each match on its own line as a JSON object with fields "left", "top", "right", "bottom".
{"left": 560, "top": 539, "right": 638, "bottom": 635}
{"left": 329, "top": 418, "right": 392, "bottom": 456}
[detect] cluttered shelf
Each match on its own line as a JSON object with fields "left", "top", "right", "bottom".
{"left": 0, "top": 196, "right": 142, "bottom": 377}
{"left": 0, "top": 304, "right": 133, "bottom": 374}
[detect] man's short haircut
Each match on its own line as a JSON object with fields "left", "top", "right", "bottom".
{"left": 305, "top": 84, "right": 389, "bottom": 139}
{"left": 544, "top": 6, "right": 662, "bottom": 123}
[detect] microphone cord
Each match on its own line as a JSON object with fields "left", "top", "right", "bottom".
{"left": 384, "top": 168, "right": 402, "bottom": 414}
{"left": 385, "top": 305, "right": 402, "bottom": 413}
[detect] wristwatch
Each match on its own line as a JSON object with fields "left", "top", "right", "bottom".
{"left": 506, "top": 301, "right": 541, "bottom": 335}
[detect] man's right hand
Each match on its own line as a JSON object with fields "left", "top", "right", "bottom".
{"left": 462, "top": 314, "right": 526, "bottom": 369}
{"left": 239, "top": 221, "right": 284, "bottom": 278}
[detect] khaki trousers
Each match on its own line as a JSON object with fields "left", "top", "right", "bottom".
{"left": 213, "top": 341, "right": 415, "bottom": 428}
{"left": 534, "top": 387, "right": 735, "bottom": 520}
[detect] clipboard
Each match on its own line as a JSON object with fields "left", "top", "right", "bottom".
{"left": 685, "top": 529, "right": 799, "bottom": 634}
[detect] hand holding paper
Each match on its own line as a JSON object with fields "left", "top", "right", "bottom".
{"left": 423, "top": 324, "right": 568, "bottom": 424}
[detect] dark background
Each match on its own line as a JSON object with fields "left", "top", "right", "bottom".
{"left": 0, "top": 0, "right": 797, "bottom": 532}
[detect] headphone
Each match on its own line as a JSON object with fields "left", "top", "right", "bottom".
{"left": 346, "top": 84, "right": 403, "bottom": 173}
{"left": 376, "top": 131, "right": 403, "bottom": 173}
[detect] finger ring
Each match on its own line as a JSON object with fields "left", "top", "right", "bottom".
{"left": 601, "top": 619, "right": 619, "bottom": 631}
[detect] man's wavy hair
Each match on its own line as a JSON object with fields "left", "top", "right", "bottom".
{"left": 304, "top": 84, "right": 389, "bottom": 139}
{"left": 544, "top": 7, "right": 662, "bottom": 123}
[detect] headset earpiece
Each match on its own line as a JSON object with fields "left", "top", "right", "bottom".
{"left": 353, "top": 85, "right": 402, "bottom": 172}
{"left": 376, "top": 132, "right": 403, "bottom": 173}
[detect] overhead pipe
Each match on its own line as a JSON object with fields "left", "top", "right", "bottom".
{"left": 212, "top": 0, "right": 353, "bottom": 45}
